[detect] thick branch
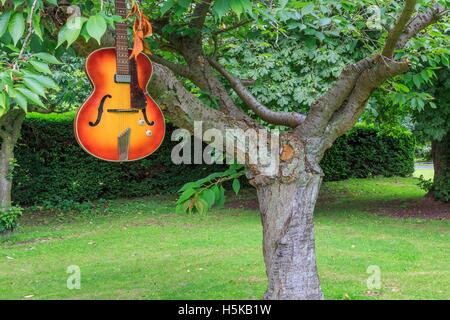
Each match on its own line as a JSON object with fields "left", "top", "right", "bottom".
{"left": 297, "top": 56, "right": 378, "bottom": 136}
{"left": 150, "top": 55, "right": 192, "bottom": 79}
{"left": 148, "top": 63, "right": 258, "bottom": 160}
{"left": 321, "top": 59, "right": 411, "bottom": 153}
{"left": 208, "top": 58, "right": 305, "bottom": 128}
{"left": 396, "top": 3, "right": 447, "bottom": 50}
{"left": 382, "top": 0, "right": 417, "bottom": 58}
{"left": 190, "top": 0, "right": 213, "bottom": 30}
{"left": 299, "top": 2, "right": 447, "bottom": 140}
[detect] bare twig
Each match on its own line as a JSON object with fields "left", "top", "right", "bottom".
{"left": 212, "top": 19, "right": 251, "bottom": 35}
{"left": 14, "top": 0, "right": 39, "bottom": 70}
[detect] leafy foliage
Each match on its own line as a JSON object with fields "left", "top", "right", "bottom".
{"left": 0, "top": 205, "right": 22, "bottom": 234}
{"left": 47, "top": 55, "right": 90, "bottom": 112}
{"left": 175, "top": 164, "right": 245, "bottom": 215}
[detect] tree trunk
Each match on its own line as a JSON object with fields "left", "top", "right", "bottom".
{"left": 430, "top": 131, "right": 450, "bottom": 201}
{"left": 0, "top": 110, "right": 25, "bottom": 210}
{"left": 256, "top": 174, "right": 324, "bottom": 300}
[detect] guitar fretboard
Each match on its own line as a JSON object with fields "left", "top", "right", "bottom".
{"left": 116, "top": 0, "right": 129, "bottom": 75}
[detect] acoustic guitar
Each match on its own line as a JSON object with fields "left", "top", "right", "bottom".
{"left": 74, "top": 0, "right": 165, "bottom": 162}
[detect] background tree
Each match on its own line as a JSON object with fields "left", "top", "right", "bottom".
{"left": 2, "top": 0, "right": 449, "bottom": 299}
{"left": 364, "top": 19, "right": 450, "bottom": 202}
{"left": 0, "top": 0, "right": 118, "bottom": 232}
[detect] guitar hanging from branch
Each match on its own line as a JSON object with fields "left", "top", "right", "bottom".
{"left": 74, "top": 0, "right": 165, "bottom": 162}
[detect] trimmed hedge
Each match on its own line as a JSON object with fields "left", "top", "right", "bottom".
{"left": 13, "top": 114, "right": 415, "bottom": 206}
{"left": 321, "top": 125, "right": 416, "bottom": 181}
{"left": 14, "top": 113, "right": 224, "bottom": 207}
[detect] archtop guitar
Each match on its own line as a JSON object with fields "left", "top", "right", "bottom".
{"left": 74, "top": 0, "right": 165, "bottom": 162}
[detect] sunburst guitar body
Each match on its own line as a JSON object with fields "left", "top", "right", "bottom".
{"left": 74, "top": 48, "right": 165, "bottom": 162}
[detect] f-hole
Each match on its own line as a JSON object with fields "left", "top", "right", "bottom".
{"left": 142, "top": 108, "right": 155, "bottom": 126}
{"left": 89, "top": 94, "right": 112, "bottom": 127}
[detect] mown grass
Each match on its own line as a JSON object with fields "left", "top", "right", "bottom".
{"left": 0, "top": 177, "right": 448, "bottom": 300}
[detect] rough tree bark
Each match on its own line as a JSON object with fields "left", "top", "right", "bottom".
{"left": 257, "top": 176, "right": 323, "bottom": 299}
{"left": 430, "top": 131, "right": 450, "bottom": 201}
{"left": 0, "top": 110, "right": 25, "bottom": 210}
{"left": 146, "top": 0, "right": 446, "bottom": 300}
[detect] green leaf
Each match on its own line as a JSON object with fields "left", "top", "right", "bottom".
{"left": 412, "top": 74, "right": 422, "bottom": 89}
{"left": 86, "top": 14, "right": 107, "bottom": 45}
{"left": 80, "top": 23, "right": 91, "bottom": 42}
{"left": 8, "top": 12, "right": 25, "bottom": 46}
{"left": 23, "top": 77, "right": 46, "bottom": 97}
{"left": 318, "top": 17, "right": 331, "bottom": 26}
{"left": 14, "top": 91, "right": 27, "bottom": 111}
{"left": 213, "top": 0, "right": 230, "bottom": 19}
{"left": 16, "top": 87, "right": 45, "bottom": 108}
{"left": 160, "top": 0, "right": 175, "bottom": 16}
{"left": 214, "top": 185, "right": 225, "bottom": 208}
{"left": 232, "top": 179, "right": 241, "bottom": 195}
{"left": 0, "top": 93, "right": 7, "bottom": 117}
{"left": 0, "top": 92, "right": 6, "bottom": 109}
{"left": 29, "top": 61, "right": 52, "bottom": 74}
{"left": 230, "top": 0, "right": 244, "bottom": 18}
{"left": 194, "top": 198, "right": 208, "bottom": 215}
{"left": 301, "top": 4, "right": 315, "bottom": 16}
{"left": 57, "top": 17, "right": 86, "bottom": 48}
{"left": 27, "top": 74, "right": 58, "bottom": 90}
{"left": 240, "top": 0, "right": 253, "bottom": 13}
{"left": 175, "top": 200, "right": 191, "bottom": 214}
{"left": 0, "top": 11, "right": 11, "bottom": 38}
{"left": 33, "top": 14, "right": 43, "bottom": 41}
{"left": 12, "top": 0, "right": 23, "bottom": 9}
{"left": 200, "top": 189, "right": 215, "bottom": 207}
{"left": 45, "top": 0, "right": 58, "bottom": 5}
{"left": 33, "top": 53, "right": 62, "bottom": 65}
{"left": 178, "top": 188, "right": 197, "bottom": 204}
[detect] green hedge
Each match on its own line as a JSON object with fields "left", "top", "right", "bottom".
{"left": 14, "top": 113, "right": 224, "bottom": 207}
{"left": 13, "top": 114, "right": 415, "bottom": 206}
{"left": 321, "top": 125, "right": 416, "bottom": 181}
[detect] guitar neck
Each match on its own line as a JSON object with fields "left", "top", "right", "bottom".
{"left": 115, "top": 0, "right": 129, "bottom": 76}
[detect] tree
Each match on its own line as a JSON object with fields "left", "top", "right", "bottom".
{"left": 0, "top": 0, "right": 118, "bottom": 231}
{"left": 2, "top": 0, "right": 448, "bottom": 299}
{"left": 138, "top": 0, "right": 448, "bottom": 299}
{"left": 364, "top": 18, "right": 450, "bottom": 202}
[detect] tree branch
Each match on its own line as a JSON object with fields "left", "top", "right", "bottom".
{"left": 396, "top": 3, "right": 447, "bottom": 50}
{"left": 150, "top": 55, "right": 192, "bottom": 79}
{"left": 212, "top": 19, "right": 251, "bottom": 35}
{"left": 13, "top": 0, "right": 38, "bottom": 70}
{"left": 382, "top": 0, "right": 417, "bottom": 58}
{"left": 148, "top": 63, "right": 258, "bottom": 161}
{"left": 208, "top": 58, "right": 306, "bottom": 128}
{"left": 321, "top": 59, "right": 411, "bottom": 153}
{"left": 190, "top": 0, "right": 213, "bottom": 30}
{"left": 297, "top": 55, "right": 378, "bottom": 136}
{"left": 299, "top": 1, "right": 448, "bottom": 142}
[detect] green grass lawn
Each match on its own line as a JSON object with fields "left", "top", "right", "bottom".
{"left": 0, "top": 177, "right": 448, "bottom": 300}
